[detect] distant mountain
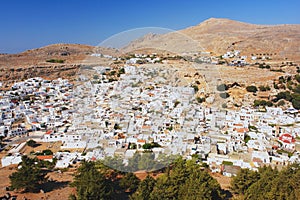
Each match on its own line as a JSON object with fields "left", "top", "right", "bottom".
{"left": 0, "top": 43, "right": 118, "bottom": 84}
{"left": 123, "top": 18, "right": 300, "bottom": 61}
{"left": 0, "top": 43, "right": 118, "bottom": 67}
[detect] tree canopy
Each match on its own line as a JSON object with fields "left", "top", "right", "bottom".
{"left": 246, "top": 85, "right": 258, "bottom": 93}
{"left": 71, "top": 161, "right": 113, "bottom": 200}
{"left": 132, "top": 158, "right": 225, "bottom": 200}
{"left": 231, "top": 164, "right": 300, "bottom": 200}
{"left": 9, "top": 156, "right": 48, "bottom": 192}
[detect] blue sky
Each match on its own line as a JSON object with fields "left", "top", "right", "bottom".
{"left": 1, "top": 0, "right": 299, "bottom": 53}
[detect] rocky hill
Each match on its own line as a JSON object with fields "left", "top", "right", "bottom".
{"left": 123, "top": 18, "right": 300, "bottom": 61}
{"left": 0, "top": 43, "right": 118, "bottom": 84}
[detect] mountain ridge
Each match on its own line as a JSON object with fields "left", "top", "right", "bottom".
{"left": 122, "top": 18, "right": 300, "bottom": 61}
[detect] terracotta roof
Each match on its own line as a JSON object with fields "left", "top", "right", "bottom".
{"left": 45, "top": 130, "right": 53, "bottom": 135}
{"left": 142, "top": 125, "right": 151, "bottom": 129}
{"left": 36, "top": 155, "right": 53, "bottom": 160}
{"left": 279, "top": 133, "right": 295, "bottom": 144}
{"left": 234, "top": 123, "right": 243, "bottom": 127}
{"left": 235, "top": 128, "right": 249, "bottom": 133}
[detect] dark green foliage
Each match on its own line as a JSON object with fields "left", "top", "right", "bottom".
{"left": 26, "top": 139, "right": 37, "bottom": 147}
{"left": 279, "top": 76, "right": 286, "bottom": 84}
{"left": 120, "top": 173, "right": 140, "bottom": 193}
{"left": 246, "top": 85, "right": 258, "bottom": 93}
{"left": 295, "top": 74, "right": 300, "bottom": 83}
{"left": 142, "top": 142, "right": 161, "bottom": 149}
{"left": 277, "top": 100, "right": 285, "bottom": 106}
{"left": 292, "top": 98, "right": 300, "bottom": 109}
{"left": 244, "top": 135, "right": 251, "bottom": 143}
{"left": 231, "top": 168, "right": 260, "bottom": 195}
{"left": 118, "top": 68, "right": 125, "bottom": 75}
{"left": 104, "top": 153, "right": 175, "bottom": 172}
{"left": 217, "top": 84, "right": 228, "bottom": 91}
{"left": 131, "top": 158, "right": 225, "bottom": 200}
{"left": 231, "top": 164, "right": 300, "bottom": 200}
{"left": 110, "top": 70, "right": 116, "bottom": 76}
{"left": 293, "top": 84, "right": 300, "bottom": 94}
{"left": 275, "top": 91, "right": 292, "bottom": 101}
{"left": 254, "top": 100, "right": 273, "bottom": 107}
{"left": 259, "top": 85, "right": 271, "bottom": 91}
{"left": 9, "top": 156, "right": 48, "bottom": 192}
{"left": 174, "top": 100, "right": 180, "bottom": 107}
{"left": 102, "top": 156, "right": 126, "bottom": 172}
{"left": 258, "top": 64, "right": 270, "bottom": 69}
{"left": 71, "top": 161, "right": 113, "bottom": 200}
{"left": 143, "top": 143, "right": 152, "bottom": 149}
{"left": 273, "top": 83, "right": 300, "bottom": 109}
{"left": 248, "top": 125, "right": 258, "bottom": 131}
{"left": 222, "top": 161, "right": 233, "bottom": 166}
{"left": 219, "top": 92, "right": 230, "bottom": 99}
{"left": 196, "top": 97, "right": 206, "bottom": 103}
{"left": 46, "top": 59, "right": 64, "bottom": 63}
{"left": 93, "top": 75, "right": 99, "bottom": 79}
{"left": 192, "top": 85, "right": 199, "bottom": 93}
{"left": 35, "top": 149, "right": 53, "bottom": 155}
{"left": 130, "top": 175, "right": 156, "bottom": 200}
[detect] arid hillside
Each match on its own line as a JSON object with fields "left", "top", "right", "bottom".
{"left": 123, "top": 18, "right": 300, "bottom": 61}
{"left": 0, "top": 44, "right": 118, "bottom": 84}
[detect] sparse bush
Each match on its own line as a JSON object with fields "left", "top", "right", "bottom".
{"left": 259, "top": 85, "right": 270, "bottom": 91}
{"left": 217, "top": 84, "right": 228, "bottom": 91}
{"left": 277, "top": 100, "right": 285, "bottom": 106}
{"left": 219, "top": 92, "right": 230, "bottom": 99}
{"left": 246, "top": 86, "right": 258, "bottom": 93}
{"left": 222, "top": 103, "right": 227, "bottom": 108}
{"left": 196, "top": 97, "right": 205, "bottom": 103}
{"left": 46, "top": 59, "right": 64, "bottom": 63}
{"left": 192, "top": 85, "right": 199, "bottom": 93}
{"left": 26, "top": 140, "right": 37, "bottom": 147}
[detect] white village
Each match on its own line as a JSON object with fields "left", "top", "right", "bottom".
{"left": 1, "top": 54, "right": 300, "bottom": 177}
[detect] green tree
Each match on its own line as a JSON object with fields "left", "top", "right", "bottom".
{"left": 246, "top": 85, "right": 258, "bottom": 93}
{"left": 142, "top": 143, "right": 152, "bottom": 149}
{"left": 178, "top": 169, "right": 223, "bottom": 200}
{"left": 192, "top": 85, "right": 199, "bottom": 93}
{"left": 138, "top": 152, "right": 156, "bottom": 171}
{"left": 196, "top": 97, "right": 206, "bottom": 103}
{"left": 149, "top": 158, "right": 224, "bottom": 200}
{"left": 231, "top": 168, "right": 260, "bottom": 195}
{"left": 150, "top": 174, "right": 175, "bottom": 200}
{"left": 130, "top": 175, "right": 156, "bottom": 200}
{"left": 245, "top": 167, "right": 278, "bottom": 200}
{"left": 217, "top": 84, "right": 228, "bottom": 91}
{"left": 9, "top": 156, "right": 48, "bottom": 192}
{"left": 71, "top": 161, "right": 112, "bottom": 200}
{"left": 120, "top": 173, "right": 140, "bottom": 193}
{"left": 295, "top": 74, "right": 300, "bottom": 83}
{"left": 292, "top": 98, "right": 300, "bottom": 109}
{"left": 219, "top": 92, "right": 230, "bottom": 99}
{"left": 102, "top": 156, "right": 125, "bottom": 172}
{"left": 26, "top": 139, "right": 37, "bottom": 147}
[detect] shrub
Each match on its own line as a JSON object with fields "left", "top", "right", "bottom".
{"left": 246, "top": 86, "right": 258, "bottom": 93}
{"left": 26, "top": 140, "right": 37, "bottom": 147}
{"left": 196, "top": 97, "right": 205, "bottom": 103}
{"left": 277, "top": 100, "right": 285, "bottom": 106}
{"left": 192, "top": 85, "right": 199, "bottom": 93}
{"left": 219, "top": 92, "right": 230, "bottom": 99}
{"left": 217, "top": 84, "right": 228, "bottom": 91}
{"left": 295, "top": 74, "right": 300, "bottom": 83}
{"left": 292, "top": 99, "right": 300, "bottom": 109}
{"left": 46, "top": 59, "right": 64, "bottom": 63}
{"left": 259, "top": 85, "right": 270, "bottom": 91}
